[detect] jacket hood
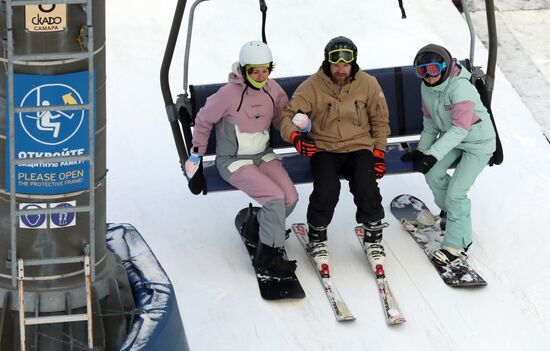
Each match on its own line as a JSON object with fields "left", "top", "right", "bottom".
{"left": 228, "top": 62, "right": 246, "bottom": 86}
{"left": 414, "top": 43, "right": 454, "bottom": 84}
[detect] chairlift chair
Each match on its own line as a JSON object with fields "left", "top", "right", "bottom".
{"left": 160, "top": 0, "right": 502, "bottom": 194}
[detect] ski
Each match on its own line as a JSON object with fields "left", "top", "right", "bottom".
{"left": 291, "top": 223, "right": 355, "bottom": 322}
{"left": 235, "top": 206, "right": 305, "bottom": 300}
{"left": 390, "top": 194, "right": 487, "bottom": 287}
{"left": 354, "top": 226, "right": 406, "bottom": 325}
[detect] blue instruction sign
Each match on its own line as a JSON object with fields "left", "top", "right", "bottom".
{"left": 6, "top": 71, "right": 94, "bottom": 195}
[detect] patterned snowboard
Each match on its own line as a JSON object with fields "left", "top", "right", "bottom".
{"left": 235, "top": 205, "right": 305, "bottom": 300}
{"left": 390, "top": 194, "right": 487, "bottom": 287}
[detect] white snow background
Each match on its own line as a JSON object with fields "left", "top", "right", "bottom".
{"left": 105, "top": 1, "right": 550, "bottom": 350}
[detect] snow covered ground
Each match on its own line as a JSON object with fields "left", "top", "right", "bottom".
{"left": 105, "top": 0, "right": 550, "bottom": 350}
{"left": 466, "top": 0, "right": 550, "bottom": 139}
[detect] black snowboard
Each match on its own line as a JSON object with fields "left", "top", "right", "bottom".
{"left": 235, "top": 205, "right": 305, "bottom": 300}
{"left": 390, "top": 194, "right": 487, "bottom": 287}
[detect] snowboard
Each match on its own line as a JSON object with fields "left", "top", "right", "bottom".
{"left": 235, "top": 205, "right": 305, "bottom": 300}
{"left": 390, "top": 194, "right": 487, "bottom": 287}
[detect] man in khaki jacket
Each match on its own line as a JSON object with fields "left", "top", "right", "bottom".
{"left": 280, "top": 36, "right": 391, "bottom": 272}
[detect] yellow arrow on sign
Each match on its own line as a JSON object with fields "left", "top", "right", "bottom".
{"left": 62, "top": 93, "right": 78, "bottom": 105}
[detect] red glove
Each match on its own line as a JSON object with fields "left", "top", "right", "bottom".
{"left": 373, "top": 149, "right": 386, "bottom": 179}
{"left": 290, "top": 131, "right": 317, "bottom": 157}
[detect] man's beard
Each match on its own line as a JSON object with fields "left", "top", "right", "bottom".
{"left": 332, "top": 74, "right": 349, "bottom": 86}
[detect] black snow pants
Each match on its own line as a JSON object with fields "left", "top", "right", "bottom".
{"left": 306, "top": 149, "right": 385, "bottom": 228}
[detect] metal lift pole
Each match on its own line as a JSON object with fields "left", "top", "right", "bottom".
{"left": 160, "top": 0, "right": 189, "bottom": 166}
{"left": 460, "top": 0, "right": 477, "bottom": 69}
{"left": 485, "top": 0, "right": 498, "bottom": 105}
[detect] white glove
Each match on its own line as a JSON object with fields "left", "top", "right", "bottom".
{"left": 292, "top": 113, "right": 311, "bottom": 132}
{"left": 184, "top": 153, "right": 202, "bottom": 179}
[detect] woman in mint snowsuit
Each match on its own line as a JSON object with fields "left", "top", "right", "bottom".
{"left": 402, "top": 44, "right": 496, "bottom": 265}
{"left": 184, "top": 41, "right": 298, "bottom": 275}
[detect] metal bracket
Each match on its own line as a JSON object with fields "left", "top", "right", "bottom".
{"left": 77, "top": 25, "right": 88, "bottom": 50}
{"left": 6, "top": 249, "right": 12, "bottom": 269}
{"left": 83, "top": 243, "right": 91, "bottom": 256}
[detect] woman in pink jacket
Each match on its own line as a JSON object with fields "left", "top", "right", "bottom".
{"left": 185, "top": 41, "right": 298, "bottom": 276}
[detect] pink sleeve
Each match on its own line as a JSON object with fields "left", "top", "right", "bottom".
{"left": 451, "top": 100, "right": 479, "bottom": 130}
{"left": 192, "top": 90, "right": 229, "bottom": 154}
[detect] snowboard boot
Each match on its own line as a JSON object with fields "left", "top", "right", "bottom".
{"left": 253, "top": 243, "right": 297, "bottom": 276}
{"left": 438, "top": 210, "right": 447, "bottom": 232}
{"left": 307, "top": 224, "right": 329, "bottom": 277}
{"left": 432, "top": 245, "right": 468, "bottom": 266}
{"left": 363, "top": 220, "right": 388, "bottom": 272}
{"left": 240, "top": 210, "right": 259, "bottom": 244}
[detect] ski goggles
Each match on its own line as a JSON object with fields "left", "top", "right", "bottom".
{"left": 327, "top": 49, "right": 355, "bottom": 64}
{"left": 414, "top": 62, "right": 447, "bottom": 78}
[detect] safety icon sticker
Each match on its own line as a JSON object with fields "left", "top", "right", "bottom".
{"left": 19, "top": 84, "right": 85, "bottom": 145}
{"left": 18, "top": 201, "right": 77, "bottom": 229}
{"left": 19, "top": 203, "right": 47, "bottom": 229}
{"left": 50, "top": 201, "right": 77, "bottom": 228}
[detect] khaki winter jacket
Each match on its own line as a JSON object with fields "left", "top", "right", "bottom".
{"left": 280, "top": 69, "right": 390, "bottom": 153}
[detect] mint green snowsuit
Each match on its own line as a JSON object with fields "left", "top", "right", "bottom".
{"left": 417, "top": 63, "right": 496, "bottom": 249}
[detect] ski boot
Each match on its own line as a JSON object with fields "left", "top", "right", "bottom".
{"left": 363, "top": 220, "right": 388, "bottom": 272}
{"left": 307, "top": 224, "right": 329, "bottom": 277}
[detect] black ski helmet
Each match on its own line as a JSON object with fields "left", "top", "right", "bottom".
{"left": 413, "top": 44, "right": 454, "bottom": 86}
{"left": 322, "top": 36, "right": 359, "bottom": 78}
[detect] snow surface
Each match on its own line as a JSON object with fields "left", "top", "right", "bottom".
{"left": 467, "top": 0, "right": 550, "bottom": 140}
{"left": 105, "top": 1, "right": 550, "bottom": 350}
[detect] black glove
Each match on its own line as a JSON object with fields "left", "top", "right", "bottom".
{"left": 400, "top": 149, "right": 423, "bottom": 162}
{"left": 413, "top": 154, "right": 437, "bottom": 174}
{"left": 188, "top": 162, "right": 208, "bottom": 195}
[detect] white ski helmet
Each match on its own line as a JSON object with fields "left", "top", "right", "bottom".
{"left": 238, "top": 41, "right": 273, "bottom": 66}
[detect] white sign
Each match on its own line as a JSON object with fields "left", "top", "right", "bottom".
{"left": 25, "top": 4, "right": 67, "bottom": 33}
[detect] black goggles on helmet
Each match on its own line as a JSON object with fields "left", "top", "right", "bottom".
{"left": 327, "top": 49, "right": 355, "bottom": 64}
